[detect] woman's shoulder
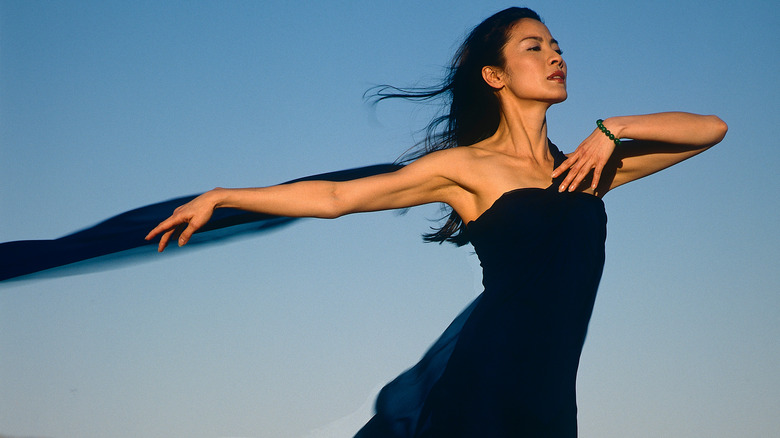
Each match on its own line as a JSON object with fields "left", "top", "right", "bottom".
{"left": 401, "top": 146, "right": 493, "bottom": 195}
{"left": 414, "top": 145, "right": 492, "bottom": 167}
{"left": 401, "top": 146, "right": 473, "bottom": 176}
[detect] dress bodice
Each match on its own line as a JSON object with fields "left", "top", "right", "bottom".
{"left": 467, "top": 186, "right": 607, "bottom": 297}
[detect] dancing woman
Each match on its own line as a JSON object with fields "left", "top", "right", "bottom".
{"left": 146, "top": 7, "right": 726, "bottom": 437}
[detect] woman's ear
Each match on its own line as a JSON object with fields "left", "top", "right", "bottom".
{"left": 481, "top": 65, "right": 505, "bottom": 90}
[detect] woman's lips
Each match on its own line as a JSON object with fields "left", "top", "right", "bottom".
{"left": 547, "top": 70, "right": 566, "bottom": 82}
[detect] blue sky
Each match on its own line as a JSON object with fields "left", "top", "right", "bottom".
{"left": 1, "top": 1, "right": 778, "bottom": 437}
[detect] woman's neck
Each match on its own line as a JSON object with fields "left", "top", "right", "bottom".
{"left": 485, "top": 102, "right": 551, "bottom": 162}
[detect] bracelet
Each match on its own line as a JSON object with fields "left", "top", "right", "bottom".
{"left": 596, "top": 119, "right": 621, "bottom": 146}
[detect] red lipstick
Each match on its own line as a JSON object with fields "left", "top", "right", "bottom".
{"left": 547, "top": 70, "right": 566, "bottom": 82}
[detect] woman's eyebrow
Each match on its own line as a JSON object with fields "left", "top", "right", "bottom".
{"left": 520, "top": 36, "right": 560, "bottom": 45}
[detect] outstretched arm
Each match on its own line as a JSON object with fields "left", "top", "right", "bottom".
{"left": 552, "top": 112, "right": 728, "bottom": 194}
{"left": 145, "top": 152, "right": 463, "bottom": 252}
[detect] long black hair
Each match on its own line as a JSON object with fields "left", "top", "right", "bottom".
{"left": 370, "top": 7, "right": 543, "bottom": 246}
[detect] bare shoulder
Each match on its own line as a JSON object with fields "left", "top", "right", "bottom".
{"left": 411, "top": 146, "right": 514, "bottom": 220}
{"left": 409, "top": 145, "right": 482, "bottom": 167}
{"left": 400, "top": 146, "right": 485, "bottom": 186}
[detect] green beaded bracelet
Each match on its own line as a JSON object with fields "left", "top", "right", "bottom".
{"left": 596, "top": 119, "right": 621, "bottom": 146}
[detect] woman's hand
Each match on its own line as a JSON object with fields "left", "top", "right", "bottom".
{"left": 552, "top": 122, "right": 619, "bottom": 193}
{"left": 145, "top": 190, "right": 221, "bottom": 252}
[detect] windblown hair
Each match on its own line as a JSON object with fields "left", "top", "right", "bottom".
{"left": 369, "top": 7, "right": 543, "bottom": 246}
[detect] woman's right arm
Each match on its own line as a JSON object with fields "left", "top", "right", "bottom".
{"left": 145, "top": 150, "right": 465, "bottom": 252}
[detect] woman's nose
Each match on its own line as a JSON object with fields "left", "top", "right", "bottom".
{"left": 549, "top": 51, "right": 563, "bottom": 66}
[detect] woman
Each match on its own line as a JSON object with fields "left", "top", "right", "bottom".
{"left": 146, "top": 7, "right": 726, "bottom": 437}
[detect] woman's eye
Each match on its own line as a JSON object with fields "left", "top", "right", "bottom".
{"left": 526, "top": 45, "right": 563, "bottom": 54}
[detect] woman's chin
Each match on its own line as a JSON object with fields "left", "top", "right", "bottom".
{"left": 542, "top": 94, "right": 568, "bottom": 105}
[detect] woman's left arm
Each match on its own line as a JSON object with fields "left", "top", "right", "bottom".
{"left": 552, "top": 112, "right": 728, "bottom": 195}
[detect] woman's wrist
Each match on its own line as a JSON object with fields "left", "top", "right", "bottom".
{"left": 600, "top": 116, "right": 626, "bottom": 140}
{"left": 206, "top": 187, "right": 229, "bottom": 209}
{"left": 596, "top": 119, "right": 622, "bottom": 146}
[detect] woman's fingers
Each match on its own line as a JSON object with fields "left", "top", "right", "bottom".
{"left": 150, "top": 219, "right": 198, "bottom": 252}
{"left": 149, "top": 218, "right": 185, "bottom": 252}
{"left": 551, "top": 155, "right": 574, "bottom": 178}
{"left": 158, "top": 228, "right": 176, "bottom": 252}
{"left": 560, "top": 163, "right": 588, "bottom": 192}
{"left": 146, "top": 197, "right": 215, "bottom": 252}
{"left": 555, "top": 150, "right": 586, "bottom": 192}
{"left": 145, "top": 218, "right": 174, "bottom": 241}
{"left": 565, "top": 167, "right": 589, "bottom": 192}
{"left": 145, "top": 211, "right": 191, "bottom": 252}
{"left": 177, "top": 221, "right": 201, "bottom": 247}
{"left": 591, "top": 165, "right": 603, "bottom": 190}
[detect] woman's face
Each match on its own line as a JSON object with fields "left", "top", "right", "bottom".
{"left": 497, "top": 19, "right": 567, "bottom": 104}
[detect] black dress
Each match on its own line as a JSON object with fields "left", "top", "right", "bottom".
{"left": 356, "top": 142, "right": 607, "bottom": 437}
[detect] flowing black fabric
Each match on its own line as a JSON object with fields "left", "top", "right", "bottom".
{"left": 355, "top": 142, "right": 607, "bottom": 437}
{"left": 0, "top": 164, "right": 402, "bottom": 282}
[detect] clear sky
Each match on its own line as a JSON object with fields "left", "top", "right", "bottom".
{"left": 1, "top": 1, "right": 778, "bottom": 437}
